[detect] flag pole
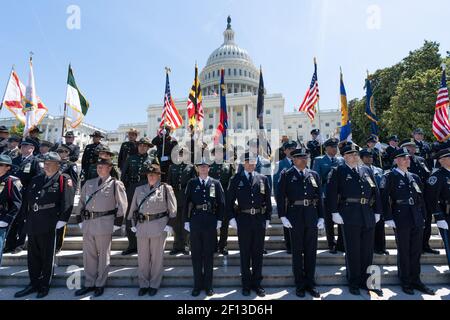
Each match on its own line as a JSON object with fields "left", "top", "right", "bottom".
{"left": 315, "top": 57, "right": 323, "bottom": 155}
{"left": 162, "top": 67, "right": 171, "bottom": 163}
{"left": 61, "top": 64, "right": 71, "bottom": 141}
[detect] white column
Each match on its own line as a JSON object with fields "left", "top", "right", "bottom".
{"left": 244, "top": 105, "right": 247, "bottom": 130}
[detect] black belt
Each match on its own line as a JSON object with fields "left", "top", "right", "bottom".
{"left": 82, "top": 210, "right": 116, "bottom": 221}
{"left": 195, "top": 203, "right": 213, "bottom": 212}
{"left": 138, "top": 211, "right": 168, "bottom": 223}
{"left": 342, "top": 198, "right": 371, "bottom": 205}
{"left": 396, "top": 198, "right": 415, "bottom": 206}
{"left": 291, "top": 199, "right": 318, "bottom": 207}
{"left": 240, "top": 208, "right": 264, "bottom": 215}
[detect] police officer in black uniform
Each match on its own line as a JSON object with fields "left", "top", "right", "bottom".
{"left": 0, "top": 126, "right": 9, "bottom": 154}
{"left": 152, "top": 125, "right": 178, "bottom": 182}
{"left": 328, "top": 142, "right": 383, "bottom": 296}
{"left": 5, "top": 138, "right": 43, "bottom": 253}
{"left": 366, "top": 135, "right": 383, "bottom": 169}
{"left": 167, "top": 146, "right": 196, "bottom": 255}
{"left": 84, "top": 145, "right": 119, "bottom": 183}
{"left": 1, "top": 135, "right": 21, "bottom": 160}
{"left": 0, "top": 155, "right": 22, "bottom": 265}
{"left": 381, "top": 148, "right": 435, "bottom": 296}
{"left": 277, "top": 147, "right": 323, "bottom": 298}
{"left": 118, "top": 128, "right": 139, "bottom": 173}
{"left": 81, "top": 131, "right": 105, "bottom": 186}
{"left": 307, "top": 129, "right": 322, "bottom": 169}
{"left": 121, "top": 137, "right": 153, "bottom": 255}
{"left": 28, "top": 127, "right": 42, "bottom": 155}
{"left": 228, "top": 152, "right": 272, "bottom": 297}
{"left": 14, "top": 152, "right": 75, "bottom": 299}
{"left": 183, "top": 157, "right": 225, "bottom": 297}
{"left": 383, "top": 135, "right": 400, "bottom": 170}
{"left": 63, "top": 131, "right": 81, "bottom": 163}
{"left": 413, "top": 128, "right": 433, "bottom": 170}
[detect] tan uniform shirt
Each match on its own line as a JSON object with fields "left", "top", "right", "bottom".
{"left": 80, "top": 176, "right": 128, "bottom": 236}
{"left": 128, "top": 182, "right": 177, "bottom": 238}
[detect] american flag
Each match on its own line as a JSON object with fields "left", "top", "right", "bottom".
{"left": 299, "top": 59, "right": 319, "bottom": 121}
{"left": 159, "top": 71, "right": 183, "bottom": 131}
{"left": 432, "top": 67, "right": 450, "bottom": 142}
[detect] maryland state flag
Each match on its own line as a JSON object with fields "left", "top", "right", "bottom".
{"left": 187, "top": 64, "right": 204, "bottom": 130}
{"left": 339, "top": 69, "right": 352, "bottom": 142}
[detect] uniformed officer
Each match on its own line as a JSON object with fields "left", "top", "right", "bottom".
{"left": 121, "top": 137, "right": 153, "bottom": 256}
{"left": 183, "top": 157, "right": 225, "bottom": 297}
{"left": 55, "top": 144, "right": 79, "bottom": 253}
{"left": 209, "top": 144, "right": 233, "bottom": 255}
{"left": 0, "top": 155, "right": 22, "bottom": 266}
{"left": 81, "top": 131, "right": 105, "bottom": 185}
{"left": 118, "top": 128, "right": 140, "bottom": 173}
{"left": 366, "top": 135, "right": 383, "bottom": 169}
{"left": 62, "top": 131, "right": 81, "bottom": 163}
{"left": 28, "top": 127, "right": 42, "bottom": 155}
{"left": 228, "top": 152, "right": 272, "bottom": 297}
{"left": 84, "top": 145, "right": 119, "bottom": 183}
{"left": 307, "top": 129, "right": 322, "bottom": 169}
{"left": 5, "top": 138, "right": 43, "bottom": 254}
{"left": 1, "top": 135, "right": 21, "bottom": 160}
{"left": 167, "top": 146, "right": 196, "bottom": 255}
{"left": 75, "top": 158, "right": 128, "bottom": 298}
{"left": 14, "top": 152, "right": 75, "bottom": 299}
{"left": 0, "top": 126, "right": 9, "bottom": 154}
{"left": 313, "top": 138, "right": 345, "bottom": 254}
{"left": 425, "top": 148, "right": 450, "bottom": 267}
{"left": 381, "top": 148, "right": 435, "bottom": 295}
{"left": 328, "top": 142, "right": 383, "bottom": 296}
{"left": 413, "top": 128, "right": 433, "bottom": 170}
{"left": 128, "top": 160, "right": 177, "bottom": 296}
{"left": 360, "top": 148, "right": 388, "bottom": 255}
{"left": 400, "top": 139, "right": 437, "bottom": 255}
{"left": 276, "top": 147, "right": 324, "bottom": 298}
{"left": 37, "top": 140, "right": 54, "bottom": 161}
{"left": 383, "top": 135, "right": 400, "bottom": 170}
{"left": 277, "top": 135, "right": 289, "bottom": 162}
{"left": 152, "top": 125, "right": 178, "bottom": 182}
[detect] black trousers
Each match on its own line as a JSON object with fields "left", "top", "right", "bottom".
{"left": 283, "top": 227, "right": 291, "bottom": 251}
{"left": 374, "top": 219, "right": 386, "bottom": 252}
{"left": 422, "top": 209, "right": 433, "bottom": 250}
{"left": 55, "top": 226, "right": 66, "bottom": 252}
{"left": 27, "top": 231, "right": 57, "bottom": 290}
{"left": 190, "top": 218, "right": 216, "bottom": 290}
{"left": 217, "top": 215, "right": 229, "bottom": 250}
{"left": 173, "top": 205, "right": 189, "bottom": 251}
{"left": 290, "top": 223, "right": 318, "bottom": 289}
{"left": 236, "top": 215, "right": 266, "bottom": 289}
{"left": 342, "top": 224, "right": 375, "bottom": 289}
{"left": 395, "top": 226, "right": 423, "bottom": 286}
{"left": 5, "top": 205, "right": 27, "bottom": 250}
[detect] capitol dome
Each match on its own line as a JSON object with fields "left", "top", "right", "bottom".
{"left": 200, "top": 16, "right": 260, "bottom": 97}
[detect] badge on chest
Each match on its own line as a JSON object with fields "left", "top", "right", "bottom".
{"left": 210, "top": 183, "right": 216, "bottom": 198}
{"left": 260, "top": 181, "right": 265, "bottom": 195}
{"left": 23, "top": 163, "right": 31, "bottom": 174}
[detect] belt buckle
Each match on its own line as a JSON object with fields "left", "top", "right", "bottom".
{"left": 408, "top": 198, "right": 415, "bottom": 205}
{"left": 250, "top": 208, "right": 256, "bottom": 215}
{"left": 360, "top": 198, "right": 368, "bottom": 205}
{"left": 303, "top": 199, "right": 310, "bottom": 207}
{"left": 202, "top": 204, "right": 208, "bottom": 211}
{"left": 90, "top": 212, "right": 95, "bottom": 220}
{"left": 33, "top": 203, "right": 39, "bottom": 212}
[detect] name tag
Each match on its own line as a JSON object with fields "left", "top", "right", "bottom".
{"left": 413, "top": 182, "right": 422, "bottom": 193}
{"left": 210, "top": 183, "right": 216, "bottom": 198}
{"left": 260, "top": 181, "right": 265, "bottom": 195}
{"left": 24, "top": 163, "right": 31, "bottom": 174}
{"left": 310, "top": 176, "right": 318, "bottom": 188}
{"left": 366, "top": 177, "right": 376, "bottom": 188}
{"left": 161, "top": 156, "right": 169, "bottom": 162}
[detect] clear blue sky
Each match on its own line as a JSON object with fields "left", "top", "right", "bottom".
{"left": 1, "top": 0, "right": 449, "bottom": 130}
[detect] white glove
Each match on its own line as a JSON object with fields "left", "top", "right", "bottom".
{"left": 131, "top": 227, "right": 137, "bottom": 233}
{"left": 385, "top": 220, "right": 396, "bottom": 228}
{"left": 375, "top": 214, "right": 381, "bottom": 224}
{"left": 184, "top": 222, "right": 190, "bottom": 233}
{"left": 281, "top": 217, "right": 293, "bottom": 229}
{"left": 317, "top": 218, "right": 325, "bottom": 230}
{"left": 266, "top": 220, "right": 270, "bottom": 229}
{"left": 113, "top": 226, "right": 121, "bottom": 232}
{"left": 0, "top": 221, "right": 8, "bottom": 228}
{"left": 216, "top": 221, "right": 222, "bottom": 230}
{"left": 164, "top": 225, "right": 173, "bottom": 235}
{"left": 229, "top": 218, "right": 237, "bottom": 229}
{"left": 437, "top": 220, "right": 449, "bottom": 230}
{"left": 332, "top": 213, "right": 344, "bottom": 225}
{"left": 78, "top": 223, "right": 83, "bottom": 229}
{"left": 56, "top": 221, "right": 67, "bottom": 229}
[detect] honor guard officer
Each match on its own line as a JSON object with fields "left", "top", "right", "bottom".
{"left": 327, "top": 142, "right": 383, "bottom": 296}
{"left": 27, "top": 127, "right": 42, "bottom": 155}
{"left": 209, "top": 144, "right": 233, "bottom": 255}
{"left": 228, "top": 152, "right": 272, "bottom": 297}
{"left": 0, "top": 155, "right": 22, "bottom": 266}
{"left": 84, "top": 145, "right": 119, "bottom": 183}
{"left": 75, "top": 158, "right": 128, "bottom": 298}
{"left": 128, "top": 160, "right": 177, "bottom": 296}
{"left": 366, "top": 135, "right": 383, "bottom": 169}
{"left": 152, "top": 125, "right": 178, "bottom": 182}
{"left": 383, "top": 135, "right": 400, "bottom": 170}
{"left": 183, "top": 157, "right": 225, "bottom": 297}
{"left": 14, "top": 152, "right": 75, "bottom": 299}
{"left": 360, "top": 148, "right": 388, "bottom": 255}
{"left": 277, "top": 135, "right": 289, "bottom": 161}
{"left": 1, "top": 135, "right": 21, "bottom": 160}
{"left": 37, "top": 141, "right": 54, "bottom": 160}
{"left": 276, "top": 147, "right": 324, "bottom": 298}
{"left": 167, "top": 146, "right": 196, "bottom": 255}
{"left": 307, "top": 129, "right": 322, "bottom": 169}
{"left": 381, "top": 148, "right": 435, "bottom": 296}
{"left": 54, "top": 144, "right": 79, "bottom": 253}
{"left": 313, "top": 138, "right": 344, "bottom": 254}
{"left": 425, "top": 148, "right": 450, "bottom": 266}
{"left": 400, "top": 139, "right": 437, "bottom": 255}
{"left": 81, "top": 131, "right": 105, "bottom": 185}
{"left": 413, "top": 128, "right": 433, "bottom": 170}
{"left": 0, "top": 126, "right": 9, "bottom": 154}
{"left": 118, "top": 128, "right": 140, "bottom": 173}
{"left": 5, "top": 138, "right": 43, "bottom": 254}
{"left": 62, "top": 131, "right": 81, "bottom": 162}
{"left": 121, "top": 137, "right": 153, "bottom": 256}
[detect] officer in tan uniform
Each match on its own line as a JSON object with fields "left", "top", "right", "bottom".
{"left": 75, "top": 158, "right": 128, "bottom": 298}
{"left": 128, "top": 160, "right": 177, "bottom": 296}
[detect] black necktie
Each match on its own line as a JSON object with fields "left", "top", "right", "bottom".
{"left": 201, "top": 180, "right": 206, "bottom": 188}
{"left": 331, "top": 158, "right": 336, "bottom": 165}
{"left": 248, "top": 172, "right": 253, "bottom": 185}
{"left": 352, "top": 168, "right": 358, "bottom": 175}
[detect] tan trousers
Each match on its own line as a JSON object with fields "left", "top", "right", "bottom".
{"left": 137, "top": 233, "right": 167, "bottom": 289}
{"left": 83, "top": 233, "right": 112, "bottom": 288}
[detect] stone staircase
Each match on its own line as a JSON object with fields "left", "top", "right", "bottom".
{"left": 1, "top": 197, "right": 449, "bottom": 288}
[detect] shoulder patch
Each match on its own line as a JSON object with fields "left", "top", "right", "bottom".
{"left": 427, "top": 176, "right": 438, "bottom": 186}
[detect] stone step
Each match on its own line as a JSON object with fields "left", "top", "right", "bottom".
{"left": 0, "top": 265, "right": 448, "bottom": 287}
{"left": 59, "top": 235, "right": 445, "bottom": 251}
{"left": 2, "top": 249, "right": 448, "bottom": 267}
